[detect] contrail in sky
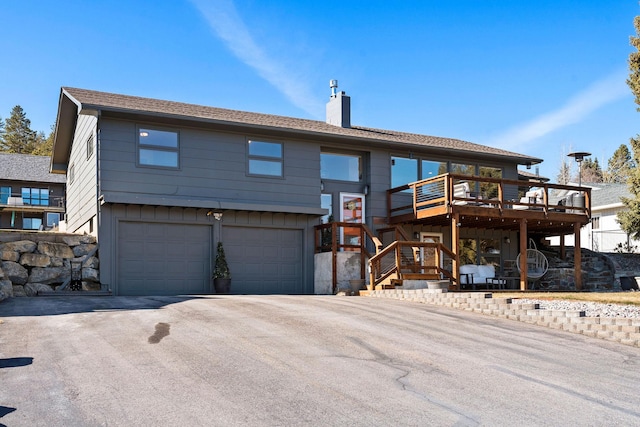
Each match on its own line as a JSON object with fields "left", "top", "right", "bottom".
{"left": 488, "top": 69, "right": 630, "bottom": 151}
{"left": 190, "top": 0, "right": 322, "bottom": 117}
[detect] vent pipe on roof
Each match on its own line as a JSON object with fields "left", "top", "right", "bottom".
{"left": 326, "top": 79, "right": 350, "bottom": 128}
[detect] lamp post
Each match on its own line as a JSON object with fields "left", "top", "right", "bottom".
{"left": 567, "top": 151, "right": 591, "bottom": 187}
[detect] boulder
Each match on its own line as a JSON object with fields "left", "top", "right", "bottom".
{"left": 24, "top": 283, "right": 55, "bottom": 296}
{"left": 28, "top": 267, "right": 70, "bottom": 285}
{"left": 1, "top": 261, "right": 28, "bottom": 285}
{"left": 37, "top": 241, "right": 74, "bottom": 259}
{"left": 0, "top": 250, "right": 20, "bottom": 262}
{"left": 20, "top": 253, "right": 51, "bottom": 268}
{"left": 82, "top": 268, "right": 100, "bottom": 282}
{"left": 0, "top": 265, "right": 3, "bottom": 279}
{"left": 0, "top": 279, "right": 13, "bottom": 298}
{"left": 0, "top": 240, "right": 37, "bottom": 253}
{"left": 50, "top": 257, "right": 64, "bottom": 267}
{"left": 73, "top": 244, "right": 97, "bottom": 257}
{"left": 12, "top": 285, "right": 26, "bottom": 297}
{"left": 75, "top": 256, "right": 99, "bottom": 269}
{"left": 62, "top": 235, "right": 96, "bottom": 246}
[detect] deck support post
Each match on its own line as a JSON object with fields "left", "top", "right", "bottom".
{"left": 559, "top": 233, "right": 565, "bottom": 260}
{"left": 451, "top": 213, "right": 460, "bottom": 287}
{"left": 574, "top": 222, "right": 582, "bottom": 290}
{"left": 519, "top": 218, "right": 528, "bottom": 290}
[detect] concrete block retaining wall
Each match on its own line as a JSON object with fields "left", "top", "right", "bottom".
{"left": 368, "top": 289, "right": 640, "bottom": 348}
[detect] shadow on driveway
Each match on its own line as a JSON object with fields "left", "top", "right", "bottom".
{"left": 0, "top": 295, "right": 212, "bottom": 317}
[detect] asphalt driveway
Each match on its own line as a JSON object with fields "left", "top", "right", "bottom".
{"left": 1, "top": 295, "right": 640, "bottom": 426}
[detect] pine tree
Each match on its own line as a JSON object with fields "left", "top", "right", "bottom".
{"left": 579, "top": 157, "right": 603, "bottom": 183}
{"left": 31, "top": 125, "right": 55, "bottom": 156}
{"left": 618, "top": 16, "right": 640, "bottom": 239}
{"left": 1, "top": 105, "right": 38, "bottom": 153}
{"left": 604, "top": 144, "right": 635, "bottom": 183}
{"left": 557, "top": 159, "right": 572, "bottom": 184}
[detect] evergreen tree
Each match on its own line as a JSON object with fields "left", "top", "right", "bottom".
{"left": 31, "top": 125, "right": 54, "bottom": 156}
{"left": 618, "top": 16, "right": 640, "bottom": 239}
{"left": 1, "top": 105, "right": 38, "bottom": 153}
{"left": 557, "top": 159, "right": 572, "bottom": 184}
{"left": 604, "top": 144, "right": 635, "bottom": 183}
{"left": 579, "top": 157, "right": 603, "bottom": 183}
{"left": 629, "top": 16, "right": 640, "bottom": 110}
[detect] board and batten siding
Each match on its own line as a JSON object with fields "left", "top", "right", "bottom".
{"left": 98, "top": 119, "right": 321, "bottom": 209}
{"left": 65, "top": 114, "right": 98, "bottom": 233}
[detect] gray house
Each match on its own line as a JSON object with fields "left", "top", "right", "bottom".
{"left": 0, "top": 153, "right": 65, "bottom": 231}
{"left": 51, "top": 86, "right": 589, "bottom": 295}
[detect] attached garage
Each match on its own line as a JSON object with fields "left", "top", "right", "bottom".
{"left": 222, "top": 226, "right": 304, "bottom": 294}
{"left": 117, "top": 222, "right": 212, "bottom": 296}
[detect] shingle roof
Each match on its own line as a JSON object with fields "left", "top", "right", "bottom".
{"left": 0, "top": 153, "right": 66, "bottom": 183}
{"left": 584, "top": 183, "right": 630, "bottom": 208}
{"left": 61, "top": 87, "right": 541, "bottom": 163}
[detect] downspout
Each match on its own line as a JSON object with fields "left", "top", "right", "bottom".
{"left": 95, "top": 112, "right": 106, "bottom": 291}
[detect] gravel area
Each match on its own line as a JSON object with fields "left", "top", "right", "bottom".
{"left": 517, "top": 299, "right": 640, "bottom": 318}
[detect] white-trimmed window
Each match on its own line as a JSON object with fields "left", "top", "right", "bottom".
{"left": 86, "top": 134, "right": 94, "bottom": 160}
{"left": 46, "top": 213, "right": 60, "bottom": 228}
{"left": 138, "top": 127, "right": 179, "bottom": 168}
{"left": 248, "top": 140, "right": 283, "bottom": 177}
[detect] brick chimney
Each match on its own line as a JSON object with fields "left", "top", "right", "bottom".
{"left": 325, "top": 79, "right": 350, "bottom": 128}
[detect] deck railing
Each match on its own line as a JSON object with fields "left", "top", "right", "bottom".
{"left": 368, "top": 241, "right": 455, "bottom": 290}
{"left": 388, "top": 173, "right": 591, "bottom": 223}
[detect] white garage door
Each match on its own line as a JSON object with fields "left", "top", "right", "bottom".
{"left": 118, "top": 222, "right": 212, "bottom": 296}
{"left": 222, "top": 227, "right": 303, "bottom": 294}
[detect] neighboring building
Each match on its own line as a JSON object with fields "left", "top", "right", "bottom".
{"left": 0, "top": 153, "right": 65, "bottom": 231}
{"left": 51, "top": 86, "right": 589, "bottom": 296}
{"left": 549, "top": 183, "right": 639, "bottom": 252}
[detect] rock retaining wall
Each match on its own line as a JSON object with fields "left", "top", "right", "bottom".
{"left": 0, "top": 231, "right": 99, "bottom": 301}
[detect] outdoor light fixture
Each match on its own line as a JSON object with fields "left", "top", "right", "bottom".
{"left": 363, "top": 185, "right": 369, "bottom": 196}
{"left": 207, "top": 210, "right": 223, "bottom": 221}
{"left": 567, "top": 151, "right": 591, "bottom": 187}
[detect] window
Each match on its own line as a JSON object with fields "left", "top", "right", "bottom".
{"left": 592, "top": 216, "right": 600, "bottom": 230}
{"left": 23, "top": 218, "right": 42, "bottom": 230}
{"left": 22, "top": 188, "right": 49, "bottom": 206}
{"left": 421, "top": 160, "right": 447, "bottom": 179}
{"left": 248, "top": 140, "right": 283, "bottom": 177}
{"left": 321, "top": 153, "right": 361, "bottom": 182}
{"left": 459, "top": 237, "right": 501, "bottom": 268}
{"left": 451, "top": 163, "right": 476, "bottom": 176}
{"left": 321, "top": 194, "right": 333, "bottom": 223}
{"left": 86, "top": 134, "right": 94, "bottom": 160}
{"left": 391, "top": 156, "right": 417, "bottom": 188}
{"left": 46, "top": 213, "right": 60, "bottom": 228}
{"left": 479, "top": 166, "right": 502, "bottom": 199}
{"left": 0, "top": 186, "right": 10, "bottom": 204}
{"left": 138, "top": 128, "right": 179, "bottom": 168}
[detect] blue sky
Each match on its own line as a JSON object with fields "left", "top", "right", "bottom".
{"left": 1, "top": 1, "right": 638, "bottom": 180}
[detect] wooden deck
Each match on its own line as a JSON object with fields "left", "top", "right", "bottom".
{"left": 387, "top": 173, "right": 591, "bottom": 235}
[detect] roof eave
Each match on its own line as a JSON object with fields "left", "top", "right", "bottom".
{"left": 50, "top": 89, "right": 82, "bottom": 173}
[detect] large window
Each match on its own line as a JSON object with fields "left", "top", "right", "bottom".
{"left": 0, "top": 186, "right": 10, "bottom": 204}
{"left": 459, "top": 237, "right": 501, "bottom": 268}
{"left": 391, "top": 156, "right": 447, "bottom": 189}
{"left": 22, "top": 188, "right": 49, "bottom": 206}
{"left": 421, "top": 160, "right": 447, "bottom": 179}
{"left": 451, "top": 163, "right": 476, "bottom": 176}
{"left": 138, "top": 128, "right": 179, "bottom": 168}
{"left": 321, "top": 194, "right": 333, "bottom": 223}
{"left": 248, "top": 140, "right": 283, "bottom": 177}
{"left": 479, "top": 166, "right": 502, "bottom": 199}
{"left": 391, "top": 157, "right": 417, "bottom": 188}
{"left": 23, "top": 218, "right": 42, "bottom": 230}
{"left": 321, "top": 153, "right": 361, "bottom": 182}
